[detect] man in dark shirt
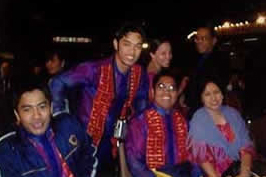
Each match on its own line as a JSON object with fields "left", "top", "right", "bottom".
{"left": 185, "top": 24, "right": 230, "bottom": 119}
{"left": 0, "top": 81, "right": 96, "bottom": 177}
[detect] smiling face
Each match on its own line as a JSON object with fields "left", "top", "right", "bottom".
{"left": 153, "top": 76, "right": 178, "bottom": 111}
{"left": 114, "top": 32, "right": 143, "bottom": 73}
{"left": 15, "top": 89, "right": 51, "bottom": 135}
{"left": 194, "top": 27, "right": 217, "bottom": 54}
{"left": 150, "top": 42, "right": 172, "bottom": 69}
{"left": 201, "top": 82, "right": 223, "bottom": 112}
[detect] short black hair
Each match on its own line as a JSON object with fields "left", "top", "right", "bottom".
{"left": 45, "top": 48, "right": 66, "bottom": 62}
{"left": 114, "top": 21, "right": 146, "bottom": 42}
{"left": 152, "top": 69, "right": 181, "bottom": 90}
{"left": 13, "top": 80, "right": 51, "bottom": 110}
{"left": 196, "top": 23, "right": 217, "bottom": 38}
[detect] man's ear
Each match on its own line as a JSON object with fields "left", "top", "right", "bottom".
{"left": 14, "top": 110, "right": 20, "bottom": 125}
{"left": 113, "top": 38, "right": 118, "bottom": 51}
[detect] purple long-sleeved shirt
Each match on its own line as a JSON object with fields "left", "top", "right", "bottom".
{"left": 49, "top": 55, "right": 149, "bottom": 167}
{"left": 125, "top": 104, "right": 187, "bottom": 177}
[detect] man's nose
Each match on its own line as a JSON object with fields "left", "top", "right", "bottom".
{"left": 32, "top": 108, "right": 41, "bottom": 119}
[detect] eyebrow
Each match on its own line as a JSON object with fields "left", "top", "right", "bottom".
{"left": 158, "top": 82, "right": 176, "bottom": 85}
{"left": 20, "top": 100, "right": 48, "bottom": 109}
{"left": 122, "top": 38, "right": 142, "bottom": 45}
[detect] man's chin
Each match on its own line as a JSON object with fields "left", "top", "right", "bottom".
{"left": 162, "top": 65, "right": 170, "bottom": 69}
{"left": 29, "top": 128, "right": 46, "bottom": 136}
{"left": 124, "top": 62, "right": 136, "bottom": 68}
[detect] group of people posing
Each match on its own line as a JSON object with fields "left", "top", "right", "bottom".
{"left": 0, "top": 21, "right": 255, "bottom": 177}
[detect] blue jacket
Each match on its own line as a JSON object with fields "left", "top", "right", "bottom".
{"left": 0, "top": 113, "right": 97, "bottom": 177}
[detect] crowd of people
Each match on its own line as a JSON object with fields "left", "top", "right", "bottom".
{"left": 0, "top": 21, "right": 260, "bottom": 177}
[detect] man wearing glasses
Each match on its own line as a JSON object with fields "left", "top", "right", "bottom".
{"left": 125, "top": 70, "right": 200, "bottom": 177}
{"left": 185, "top": 24, "right": 231, "bottom": 119}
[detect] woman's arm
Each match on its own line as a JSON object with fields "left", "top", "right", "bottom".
{"left": 238, "top": 153, "right": 252, "bottom": 177}
{"left": 201, "top": 162, "right": 220, "bottom": 177}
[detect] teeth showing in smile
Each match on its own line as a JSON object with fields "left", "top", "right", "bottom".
{"left": 32, "top": 122, "right": 43, "bottom": 129}
{"left": 127, "top": 56, "right": 133, "bottom": 60}
{"left": 162, "top": 96, "right": 170, "bottom": 100}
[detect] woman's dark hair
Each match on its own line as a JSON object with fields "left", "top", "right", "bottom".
{"left": 149, "top": 37, "right": 171, "bottom": 54}
{"left": 141, "top": 36, "right": 172, "bottom": 68}
{"left": 13, "top": 80, "right": 51, "bottom": 110}
{"left": 197, "top": 76, "right": 226, "bottom": 106}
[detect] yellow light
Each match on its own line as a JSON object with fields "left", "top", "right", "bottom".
{"left": 142, "top": 43, "right": 149, "bottom": 49}
{"left": 214, "top": 27, "right": 218, "bottom": 30}
{"left": 52, "top": 36, "right": 92, "bottom": 43}
{"left": 55, "top": 36, "right": 60, "bottom": 42}
{"left": 245, "top": 21, "right": 249, "bottom": 25}
{"left": 256, "top": 15, "right": 266, "bottom": 24}
{"left": 222, "top": 21, "right": 230, "bottom": 28}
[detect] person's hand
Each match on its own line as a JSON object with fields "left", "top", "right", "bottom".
{"left": 235, "top": 171, "right": 250, "bottom": 177}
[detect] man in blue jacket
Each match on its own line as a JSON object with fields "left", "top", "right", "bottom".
{"left": 0, "top": 81, "right": 96, "bottom": 177}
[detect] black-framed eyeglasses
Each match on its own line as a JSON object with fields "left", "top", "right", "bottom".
{"left": 194, "top": 35, "right": 211, "bottom": 42}
{"left": 156, "top": 83, "right": 177, "bottom": 92}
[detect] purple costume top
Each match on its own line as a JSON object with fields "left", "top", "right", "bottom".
{"left": 49, "top": 55, "right": 149, "bottom": 168}
{"left": 125, "top": 104, "right": 192, "bottom": 177}
{"left": 188, "top": 106, "right": 255, "bottom": 175}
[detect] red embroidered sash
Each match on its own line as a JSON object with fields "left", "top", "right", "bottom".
{"left": 55, "top": 148, "right": 75, "bottom": 177}
{"left": 87, "top": 63, "right": 141, "bottom": 146}
{"left": 145, "top": 108, "right": 188, "bottom": 169}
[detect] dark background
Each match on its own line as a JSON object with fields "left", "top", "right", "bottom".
{"left": 0, "top": 1, "right": 266, "bottom": 117}
{"left": 1, "top": 1, "right": 265, "bottom": 60}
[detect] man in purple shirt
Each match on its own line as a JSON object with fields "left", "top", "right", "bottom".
{"left": 49, "top": 21, "right": 149, "bottom": 176}
{"left": 125, "top": 70, "right": 200, "bottom": 177}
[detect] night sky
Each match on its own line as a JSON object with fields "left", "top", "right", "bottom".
{"left": 0, "top": 1, "right": 265, "bottom": 62}
{"left": 2, "top": 1, "right": 265, "bottom": 41}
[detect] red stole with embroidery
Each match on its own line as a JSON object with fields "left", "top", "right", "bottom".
{"left": 87, "top": 63, "right": 141, "bottom": 146}
{"left": 145, "top": 108, "right": 188, "bottom": 169}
